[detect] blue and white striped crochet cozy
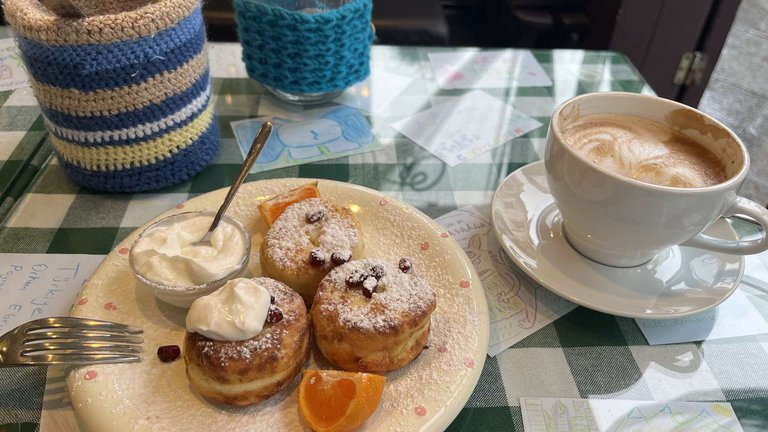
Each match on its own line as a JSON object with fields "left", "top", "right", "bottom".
{"left": 4, "top": 0, "right": 219, "bottom": 193}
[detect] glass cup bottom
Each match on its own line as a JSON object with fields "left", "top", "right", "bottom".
{"left": 264, "top": 85, "right": 344, "bottom": 105}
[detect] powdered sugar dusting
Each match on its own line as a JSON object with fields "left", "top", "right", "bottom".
{"left": 263, "top": 198, "right": 360, "bottom": 273}
{"left": 362, "top": 276, "right": 378, "bottom": 290}
{"left": 199, "top": 328, "right": 284, "bottom": 364}
{"left": 67, "top": 179, "right": 486, "bottom": 432}
{"left": 317, "top": 259, "right": 436, "bottom": 332}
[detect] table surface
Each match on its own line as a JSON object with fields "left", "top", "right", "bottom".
{"left": 2, "top": 42, "right": 768, "bottom": 432}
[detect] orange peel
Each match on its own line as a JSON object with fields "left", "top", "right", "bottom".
{"left": 258, "top": 181, "right": 320, "bottom": 225}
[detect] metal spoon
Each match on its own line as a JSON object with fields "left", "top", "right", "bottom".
{"left": 40, "top": 0, "right": 86, "bottom": 18}
{"left": 194, "top": 121, "right": 273, "bottom": 246}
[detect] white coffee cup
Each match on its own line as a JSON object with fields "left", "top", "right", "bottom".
{"left": 545, "top": 92, "right": 768, "bottom": 267}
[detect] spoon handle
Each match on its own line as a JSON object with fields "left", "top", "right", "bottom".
{"left": 40, "top": 0, "right": 86, "bottom": 18}
{"left": 206, "top": 121, "right": 273, "bottom": 236}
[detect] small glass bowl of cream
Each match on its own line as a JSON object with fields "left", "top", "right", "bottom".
{"left": 129, "top": 211, "right": 251, "bottom": 308}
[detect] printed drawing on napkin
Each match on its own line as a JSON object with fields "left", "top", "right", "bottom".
{"left": 231, "top": 105, "right": 383, "bottom": 172}
{"left": 391, "top": 90, "right": 542, "bottom": 166}
{"left": 0, "top": 39, "right": 30, "bottom": 92}
{"left": 428, "top": 49, "right": 552, "bottom": 89}
{"left": 436, "top": 206, "right": 576, "bottom": 356}
{"left": 521, "top": 397, "right": 744, "bottom": 432}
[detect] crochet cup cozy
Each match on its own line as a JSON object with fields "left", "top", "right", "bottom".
{"left": 3, "top": 0, "right": 219, "bottom": 192}
{"left": 234, "top": 0, "right": 374, "bottom": 95}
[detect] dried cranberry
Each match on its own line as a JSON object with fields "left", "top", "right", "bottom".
{"left": 369, "top": 265, "right": 385, "bottom": 279}
{"left": 157, "top": 345, "right": 181, "bottom": 363}
{"left": 270, "top": 295, "right": 275, "bottom": 304}
{"left": 346, "top": 269, "right": 368, "bottom": 287}
{"left": 309, "top": 249, "right": 326, "bottom": 266}
{"left": 267, "top": 306, "right": 283, "bottom": 323}
{"left": 362, "top": 287, "right": 374, "bottom": 299}
{"left": 399, "top": 258, "right": 413, "bottom": 273}
{"left": 306, "top": 209, "right": 325, "bottom": 224}
{"left": 331, "top": 251, "right": 351, "bottom": 266}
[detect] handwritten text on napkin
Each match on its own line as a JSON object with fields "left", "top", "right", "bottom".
{"left": 428, "top": 49, "right": 552, "bottom": 89}
{"left": 0, "top": 254, "right": 104, "bottom": 335}
{"left": 391, "top": 90, "right": 542, "bottom": 166}
{"left": 0, "top": 39, "right": 30, "bottom": 92}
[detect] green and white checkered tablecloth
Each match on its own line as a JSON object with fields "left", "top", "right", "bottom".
{"left": 0, "top": 87, "right": 48, "bottom": 224}
{"left": 0, "top": 27, "right": 48, "bottom": 223}
{"left": 2, "top": 43, "right": 768, "bottom": 432}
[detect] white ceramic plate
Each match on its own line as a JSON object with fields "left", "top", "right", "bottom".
{"left": 68, "top": 179, "right": 489, "bottom": 432}
{"left": 491, "top": 161, "right": 744, "bottom": 319}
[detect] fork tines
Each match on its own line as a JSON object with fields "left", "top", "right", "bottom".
{"left": 26, "top": 317, "right": 143, "bottom": 335}
{"left": 20, "top": 317, "right": 144, "bottom": 365}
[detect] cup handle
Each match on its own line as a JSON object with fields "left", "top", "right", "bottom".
{"left": 682, "top": 196, "right": 768, "bottom": 254}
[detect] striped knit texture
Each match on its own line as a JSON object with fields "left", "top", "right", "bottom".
{"left": 234, "top": 0, "right": 373, "bottom": 94}
{"left": 3, "top": 0, "right": 219, "bottom": 193}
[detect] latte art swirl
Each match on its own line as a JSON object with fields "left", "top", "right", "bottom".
{"left": 560, "top": 114, "right": 727, "bottom": 188}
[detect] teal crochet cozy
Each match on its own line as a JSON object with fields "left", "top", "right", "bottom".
{"left": 234, "top": 0, "right": 374, "bottom": 94}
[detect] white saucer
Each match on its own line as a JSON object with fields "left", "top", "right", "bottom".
{"left": 491, "top": 161, "right": 745, "bottom": 319}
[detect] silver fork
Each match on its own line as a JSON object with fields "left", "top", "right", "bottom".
{"left": 0, "top": 317, "right": 143, "bottom": 366}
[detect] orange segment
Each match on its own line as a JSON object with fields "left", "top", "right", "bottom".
{"left": 258, "top": 181, "right": 320, "bottom": 225}
{"left": 299, "top": 370, "right": 386, "bottom": 432}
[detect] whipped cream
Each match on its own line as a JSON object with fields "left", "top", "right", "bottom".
{"left": 186, "top": 278, "right": 271, "bottom": 341}
{"left": 130, "top": 215, "right": 247, "bottom": 287}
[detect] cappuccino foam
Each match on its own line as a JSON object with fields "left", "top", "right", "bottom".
{"left": 560, "top": 113, "right": 727, "bottom": 188}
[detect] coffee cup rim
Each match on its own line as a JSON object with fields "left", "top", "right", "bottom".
{"left": 550, "top": 92, "right": 749, "bottom": 193}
